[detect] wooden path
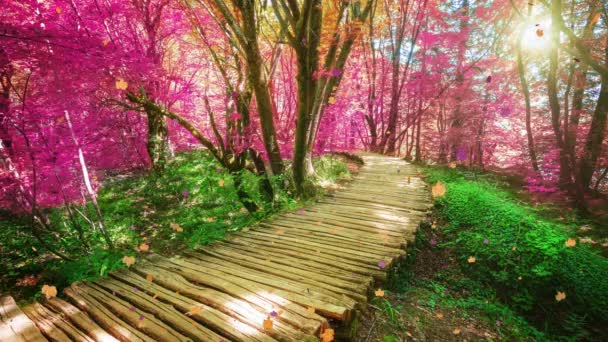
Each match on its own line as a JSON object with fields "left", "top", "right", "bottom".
{"left": 1, "top": 154, "right": 431, "bottom": 342}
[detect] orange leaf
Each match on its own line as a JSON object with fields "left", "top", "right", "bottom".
{"left": 432, "top": 181, "right": 446, "bottom": 198}
{"left": 536, "top": 28, "right": 544, "bottom": 37}
{"left": 115, "top": 78, "right": 128, "bottom": 90}
{"left": 555, "top": 291, "right": 566, "bottom": 302}
{"left": 170, "top": 222, "right": 183, "bottom": 232}
{"left": 467, "top": 256, "right": 476, "bottom": 263}
{"left": 56, "top": 7, "right": 62, "bottom": 14}
{"left": 453, "top": 328, "right": 461, "bottom": 335}
{"left": 448, "top": 161, "right": 457, "bottom": 169}
{"left": 436, "top": 312, "right": 444, "bottom": 319}
{"left": 218, "top": 179, "right": 225, "bottom": 187}
{"left": 146, "top": 274, "right": 154, "bottom": 282}
{"left": 375, "top": 288, "right": 385, "bottom": 297}
{"left": 565, "top": 238, "right": 576, "bottom": 247}
{"left": 186, "top": 305, "right": 203, "bottom": 316}
{"left": 41, "top": 284, "right": 57, "bottom": 299}
{"left": 122, "top": 255, "right": 136, "bottom": 267}
{"left": 263, "top": 318, "right": 273, "bottom": 331}
{"left": 590, "top": 12, "right": 601, "bottom": 26}
{"left": 320, "top": 328, "right": 335, "bottom": 342}
{"left": 138, "top": 243, "right": 149, "bottom": 252}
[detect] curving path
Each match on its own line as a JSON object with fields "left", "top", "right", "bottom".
{"left": 1, "top": 154, "right": 431, "bottom": 342}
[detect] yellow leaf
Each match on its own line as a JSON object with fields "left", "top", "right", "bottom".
{"left": 263, "top": 318, "right": 273, "bottom": 331}
{"left": 565, "top": 238, "right": 576, "bottom": 247}
{"left": 218, "top": 179, "right": 225, "bottom": 187}
{"left": 436, "top": 312, "right": 444, "bottom": 319}
{"left": 374, "top": 288, "right": 385, "bottom": 297}
{"left": 431, "top": 181, "right": 446, "bottom": 198}
{"left": 307, "top": 306, "right": 315, "bottom": 314}
{"left": 122, "top": 255, "right": 136, "bottom": 267}
{"left": 453, "top": 328, "right": 461, "bottom": 335}
{"left": 448, "top": 161, "right": 457, "bottom": 169}
{"left": 146, "top": 274, "right": 154, "bottom": 282}
{"left": 320, "top": 328, "right": 335, "bottom": 342}
{"left": 275, "top": 229, "right": 285, "bottom": 235}
{"left": 170, "top": 222, "right": 183, "bottom": 232}
{"left": 328, "top": 97, "right": 336, "bottom": 104}
{"left": 41, "top": 284, "right": 57, "bottom": 299}
{"left": 138, "top": 243, "right": 149, "bottom": 252}
{"left": 115, "top": 78, "right": 128, "bottom": 90}
{"left": 555, "top": 291, "right": 566, "bottom": 302}
{"left": 467, "top": 256, "right": 476, "bottom": 263}
{"left": 512, "top": 246, "right": 517, "bottom": 251}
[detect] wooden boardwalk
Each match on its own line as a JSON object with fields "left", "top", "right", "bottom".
{"left": 1, "top": 154, "right": 431, "bottom": 342}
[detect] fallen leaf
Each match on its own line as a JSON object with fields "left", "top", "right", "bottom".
{"left": 436, "top": 312, "right": 444, "bottom": 319}
{"left": 565, "top": 238, "right": 576, "bottom": 247}
{"left": 146, "top": 274, "right": 154, "bottom": 282}
{"left": 453, "top": 328, "right": 461, "bottom": 335}
{"left": 275, "top": 229, "right": 285, "bottom": 235}
{"left": 467, "top": 256, "right": 476, "bottom": 263}
{"left": 263, "top": 318, "right": 273, "bottom": 331}
{"left": 56, "top": 7, "right": 62, "bottom": 14}
{"left": 103, "top": 39, "right": 110, "bottom": 46}
{"left": 432, "top": 181, "right": 446, "bottom": 198}
{"left": 115, "top": 78, "right": 128, "bottom": 90}
{"left": 218, "top": 179, "right": 225, "bottom": 187}
{"left": 555, "top": 291, "right": 566, "bottom": 302}
{"left": 375, "top": 288, "right": 385, "bottom": 297}
{"left": 186, "top": 305, "right": 203, "bottom": 316}
{"left": 170, "top": 222, "right": 183, "bottom": 232}
{"left": 448, "top": 161, "right": 457, "bottom": 168}
{"left": 122, "top": 255, "right": 136, "bottom": 267}
{"left": 41, "top": 284, "right": 57, "bottom": 299}
{"left": 138, "top": 243, "right": 149, "bottom": 252}
{"left": 320, "top": 328, "right": 335, "bottom": 342}
{"left": 307, "top": 306, "right": 316, "bottom": 314}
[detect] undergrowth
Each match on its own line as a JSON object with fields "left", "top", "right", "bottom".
{"left": 0, "top": 150, "right": 353, "bottom": 302}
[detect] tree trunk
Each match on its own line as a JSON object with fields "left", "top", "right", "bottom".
{"left": 146, "top": 108, "right": 170, "bottom": 171}
{"left": 515, "top": 0, "right": 539, "bottom": 171}
{"left": 240, "top": 1, "right": 283, "bottom": 175}
{"left": 449, "top": 0, "right": 469, "bottom": 162}
{"left": 580, "top": 70, "right": 608, "bottom": 188}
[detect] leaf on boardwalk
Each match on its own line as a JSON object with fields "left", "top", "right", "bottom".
{"left": 263, "top": 317, "right": 273, "bottom": 331}
{"left": 122, "top": 255, "right": 136, "bottom": 267}
{"left": 41, "top": 284, "right": 57, "bottom": 299}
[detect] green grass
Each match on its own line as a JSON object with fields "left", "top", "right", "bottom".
{"left": 420, "top": 165, "right": 608, "bottom": 339}
{"left": 0, "top": 149, "right": 353, "bottom": 302}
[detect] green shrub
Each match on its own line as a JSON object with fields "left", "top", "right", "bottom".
{"left": 424, "top": 167, "right": 608, "bottom": 336}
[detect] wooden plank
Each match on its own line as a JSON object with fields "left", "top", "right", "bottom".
{"left": 22, "top": 302, "right": 86, "bottom": 342}
{"left": 224, "top": 238, "right": 385, "bottom": 280}
{"left": 210, "top": 242, "right": 374, "bottom": 285}
{"left": 0, "top": 296, "right": 48, "bottom": 342}
{"left": 64, "top": 286, "right": 154, "bottom": 342}
{"left": 186, "top": 250, "right": 367, "bottom": 303}
{"left": 89, "top": 279, "right": 225, "bottom": 342}
{"left": 229, "top": 236, "right": 386, "bottom": 280}
{"left": 43, "top": 297, "right": 118, "bottom": 342}
{"left": 146, "top": 256, "right": 352, "bottom": 321}
{"left": 111, "top": 270, "right": 283, "bottom": 342}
